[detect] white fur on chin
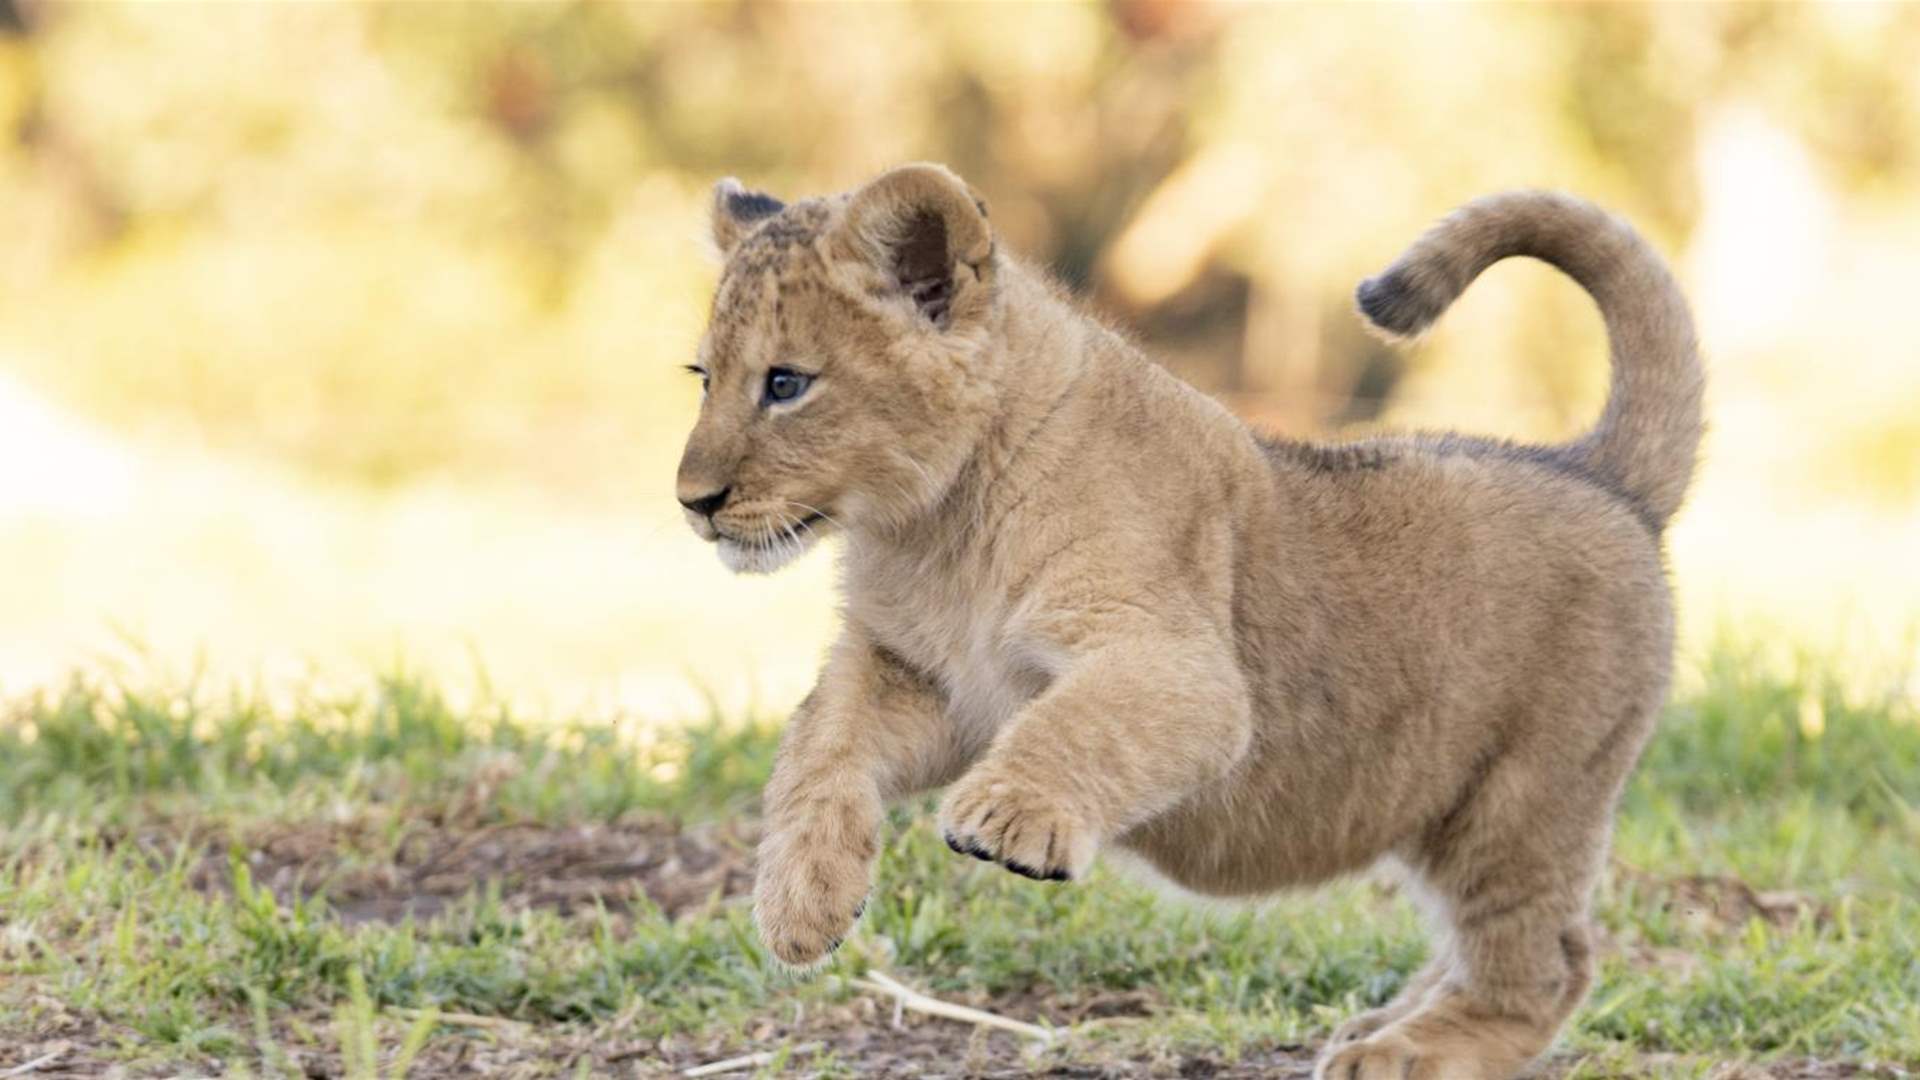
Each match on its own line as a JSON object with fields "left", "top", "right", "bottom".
{"left": 717, "top": 530, "right": 822, "bottom": 575}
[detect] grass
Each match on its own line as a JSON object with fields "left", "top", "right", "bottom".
{"left": 2, "top": 649, "right": 1918, "bottom": 1076}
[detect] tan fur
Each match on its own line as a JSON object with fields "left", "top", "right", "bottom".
{"left": 676, "top": 166, "right": 1702, "bottom": 1080}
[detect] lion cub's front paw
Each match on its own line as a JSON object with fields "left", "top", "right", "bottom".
{"left": 938, "top": 768, "right": 1097, "bottom": 882}
{"left": 753, "top": 810, "right": 876, "bottom": 968}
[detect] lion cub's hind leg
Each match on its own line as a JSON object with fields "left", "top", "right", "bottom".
{"left": 1316, "top": 739, "right": 1626, "bottom": 1080}
{"left": 1319, "top": 907, "right": 1595, "bottom": 1080}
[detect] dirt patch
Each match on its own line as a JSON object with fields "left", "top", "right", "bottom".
{"left": 1592, "top": 866, "right": 1832, "bottom": 980}
{"left": 1611, "top": 864, "right": 1827, "bottom": 934}
{"left": 169, "top": 817, "right": 756, "bottom": 924}
{"left": 1649, "top": 873, "right": 1825, "bottom": 931}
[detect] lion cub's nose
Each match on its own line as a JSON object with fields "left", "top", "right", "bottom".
{"left": 678, "top": 486, "right": 731, "bottom": 518}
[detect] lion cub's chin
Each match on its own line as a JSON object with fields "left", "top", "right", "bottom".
{"left": 715, "top": 529, "right": 825, "bottom": 575}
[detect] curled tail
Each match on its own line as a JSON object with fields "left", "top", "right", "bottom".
{"left": 1357, "top": 190, "right": 1704, "bottom": 531}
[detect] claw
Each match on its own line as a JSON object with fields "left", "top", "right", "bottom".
{"left": 944, "top": 831, "right": 994, "bottom": 861}
{"left": 1003, "top": 859, "right": 1048, "bottom": 881}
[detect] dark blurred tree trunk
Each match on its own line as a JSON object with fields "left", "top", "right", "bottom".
{"left": 1, "top": 0, "right": 28, "bottom": 36}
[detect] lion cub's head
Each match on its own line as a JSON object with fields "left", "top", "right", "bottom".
{"left": 676, "top": 164, "right": 1001, "bottom": 573}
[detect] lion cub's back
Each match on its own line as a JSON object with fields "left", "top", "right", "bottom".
{"left": 1287, "top": 435, "right": 1674, "bottom": 676}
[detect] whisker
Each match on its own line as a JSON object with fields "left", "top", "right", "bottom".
{"left": 785, "top": 500, "right": 847, "bottom": 533}
{"left": 892, "top": 450, "right": 938, "bottom": 499}
{"left": 768, "top": 505, "right": 807, "bottom": 567}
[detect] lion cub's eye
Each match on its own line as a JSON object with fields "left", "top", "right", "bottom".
{"left": 763, "top": 367, "right": 813, "bottom": 406}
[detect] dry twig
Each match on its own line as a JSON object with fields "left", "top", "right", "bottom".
{"left": 854, "top": 969, "right": 1054, "bottom": 1043}
{"left": 0, "top": 1046, "right": 67, "bottom": 1078}
{"left": 682, "top": 1042, "right": 823, "bottom": 1077}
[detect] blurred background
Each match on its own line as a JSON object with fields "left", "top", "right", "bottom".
{"left": 0, "top": 1, "right": 1915, "bottom": 720}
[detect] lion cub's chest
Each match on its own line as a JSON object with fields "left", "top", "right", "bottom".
{"left": 849, "top": 554, "right": 1050, "bottom": 741}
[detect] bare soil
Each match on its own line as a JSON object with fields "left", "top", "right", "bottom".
{"left": 169, "top": 815, "right": 759, "bottom": 924}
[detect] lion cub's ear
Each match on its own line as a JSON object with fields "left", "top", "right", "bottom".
{"left": 834, "top": 163, "right": 995, "bottom": 330}
{"left": 710, "top": 178, "right": 786, "bottom": 256}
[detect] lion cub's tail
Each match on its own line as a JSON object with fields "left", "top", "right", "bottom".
{"left": 1355, "top": 191, "right": 1704, "bottom": 531}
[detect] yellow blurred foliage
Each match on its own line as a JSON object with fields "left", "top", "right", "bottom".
{"left": 0, "top": 1, "right": 1915, "bottom": 714}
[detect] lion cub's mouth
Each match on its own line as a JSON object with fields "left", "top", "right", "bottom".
{"left": 714, "top": 512, "right": 828, "bottom": 575}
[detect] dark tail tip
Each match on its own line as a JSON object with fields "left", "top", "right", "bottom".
{"left": 1355, "top": 270, "right": 1436, "bottom": 339}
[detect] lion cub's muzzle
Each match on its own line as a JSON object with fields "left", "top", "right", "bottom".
{"left": 689, "top": 498, "right": 831, "bottom": 576}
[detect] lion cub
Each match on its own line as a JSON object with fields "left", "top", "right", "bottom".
{"left": 676, "top": 164, "right": 1701, "bottom": 1080}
